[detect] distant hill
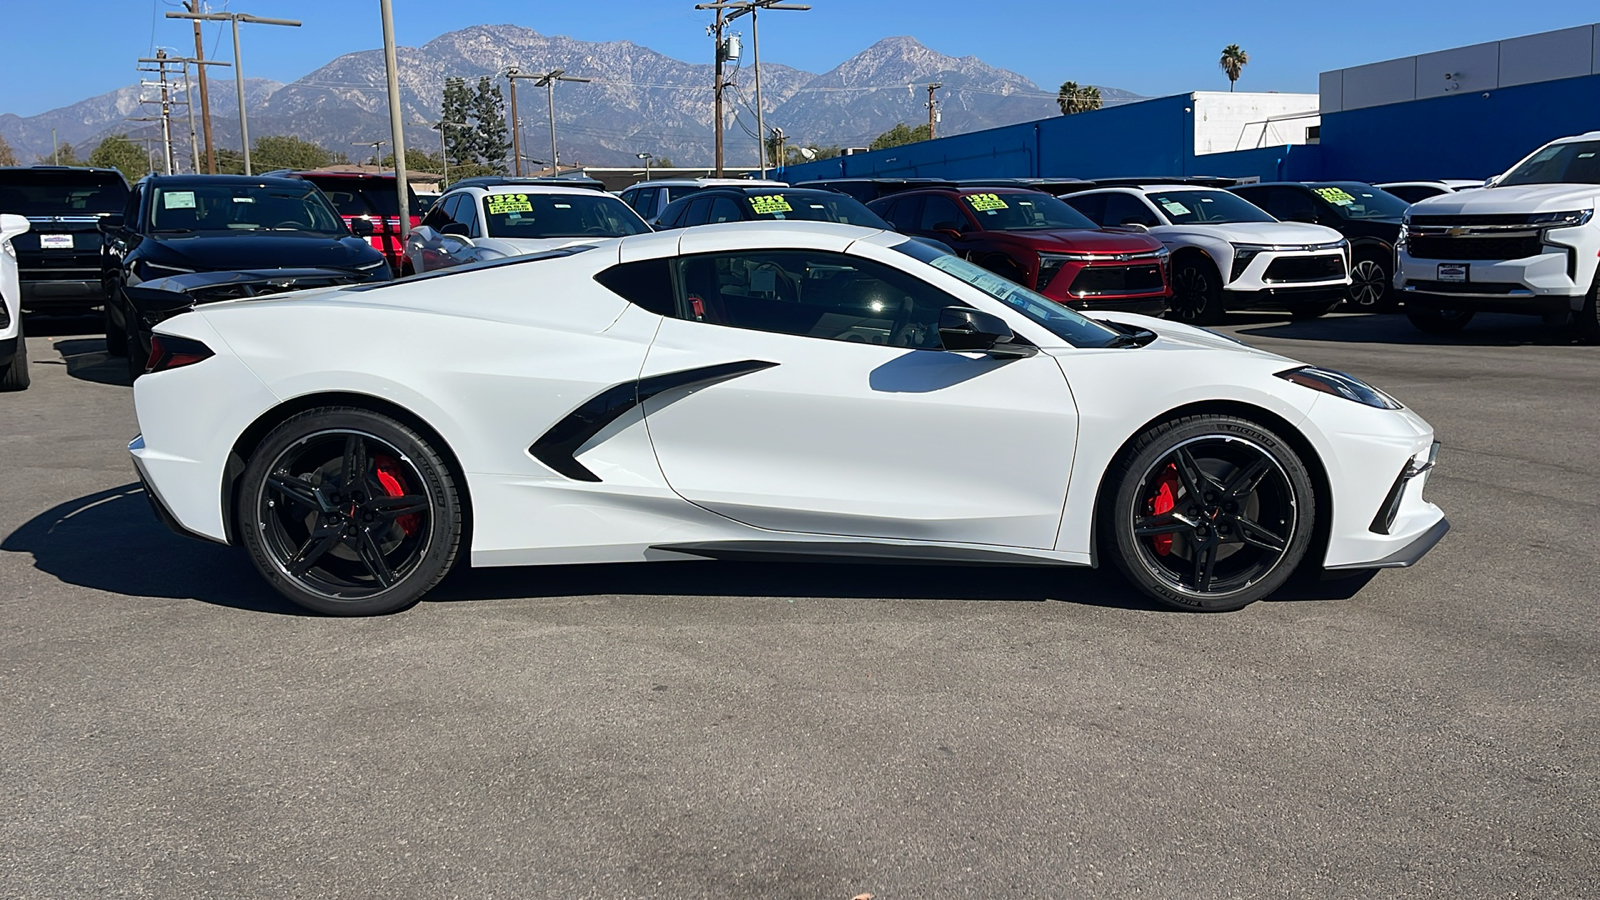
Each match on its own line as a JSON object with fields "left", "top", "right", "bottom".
{"left": 1, "top": 26, "right": 1142, "bottom": 167}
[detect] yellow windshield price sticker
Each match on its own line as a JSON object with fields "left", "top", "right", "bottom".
{"left": 966, "top": 192, "right": 1009, "bottom": 212}
{"left": 486, "top": 193, "right": 533, "bottom": 215}
{"left": 749, "top": 194, "right": 793, "bottom": 215}
{"left": 1314, "top": 187, "right": 1356, "bottom": 206}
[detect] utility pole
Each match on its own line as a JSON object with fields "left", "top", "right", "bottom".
{"left": 186, "top": 0, "right": 216, "bottom": 173}
{"left": 702, "top": 1, "right": 810, "bottom": 178}
{"left": 165, "top": 9, "right": 301, "bottom": 176}
{"left": 506, "top": 68, "right": 535, "bottom": 176}
{"left": 694, "top": 5, "right": 735, "bottom": 177}
{"left": 378, "top": 0, "right": 409, "bottom": 239}
{"left": 531, "top": 69, "right": 589, "bottom": 174}
{"left": 142, "top": 54, "right": 229, "bottom": 173}
{"left": 136, "top": 50, "right": 178, "bottom": 174}
{"left": 432, "top": 120, "right": 472, "bottom": 187}
{"left": 926, "top": 82, "right": 942, "bottom": 140}
{"left": 770, "top": 127, "right": 785, "bottom": 169}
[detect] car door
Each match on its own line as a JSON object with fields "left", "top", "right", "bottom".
{"left": 638, "top": 243, "right": 1078, "bottom": 549}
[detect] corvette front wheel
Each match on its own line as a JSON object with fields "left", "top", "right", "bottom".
{"left": 1103, "top": 415, "right": 1315, "bottom": 611}
{"left": 238, "top": 407, "right": 463, "bottom": 616}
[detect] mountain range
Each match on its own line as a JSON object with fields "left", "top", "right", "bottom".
{"left": 0, "top": 26, "right": 1141, "bottom": 169}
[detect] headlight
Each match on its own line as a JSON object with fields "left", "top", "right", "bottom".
{"left": 1276, "top": 365, "right": 1402, "bottom": 410}
{"left": 1528, "top": 209, "right": 1592, "bottom": 228}
{"left": 1397, "top": 221, "right": 1408, "bottom": 250}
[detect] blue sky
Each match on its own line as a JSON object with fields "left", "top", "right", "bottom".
{"left": 2, "top": 1, "right": 1598, "bottom": 117}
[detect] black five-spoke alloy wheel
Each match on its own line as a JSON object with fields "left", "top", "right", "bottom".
{"left": 239, "top": 407, "right": 462, "bottom": 615}
{"left": 1104, "top": 415, "right": 1315, "bottom": 611}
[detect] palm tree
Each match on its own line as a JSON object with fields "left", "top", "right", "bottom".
{"left": 1219, "top": 45, "right": 1250, "bottom": 92}
{"left": 1056, "top": 81, "right": 1103, "bottom": 116}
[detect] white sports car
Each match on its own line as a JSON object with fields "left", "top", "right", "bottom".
{"left": 404, "top": 184, "right": 651, "bottom": 274}
{"left": 130, "top": 222, "right": 1447, "bottom": 616}
{"left": 1, "top": 213, "right": 30, "bottom": 391}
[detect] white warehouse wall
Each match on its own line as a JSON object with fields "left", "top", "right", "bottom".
{"left": 1191, "top": 92, "right": 1320, "bottom": 156}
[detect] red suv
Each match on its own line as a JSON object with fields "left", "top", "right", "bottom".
{"left": 277, "top": 171, "right": 419, "bottom": 275}
{"left": 867, "top": 187, "right": 1170, "bottom": 315}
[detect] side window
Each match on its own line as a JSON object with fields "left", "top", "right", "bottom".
{"left": 884, "top": 196, "right": 921, "bottom": 232}
{"left": 1102, "top": 192, "right": 1159, "bottom": 227}
{"left": 1064, "top": 192, "right": 1107, "bottom": 225}
{"left": 708, "top": 196, "right": 744, "bottom": 224}
{"left": 420, "top": 194, "right": 453, "bottom": 230}
{"left": 594, "top": 258, "right": 677, "bottom": 316}
{"left": 453, "top": 194, "right": 482, "bottom": 237}
{"left": 617, "top": 188, "right": 637, "bottom": 208}
{"left": 669, "top": 250, "right": 964, "bottom": 349}
{"left": 919, "top": 195, "right": 967, "bottom": 232}
{"left": 1261, "top": 188, "right": 1315, "bottom": 222}
{"left": 680, "top": 196, "right": 714, "bottom": 227}
{"left": 634, "top": 187, "right": 661, "bottom": 217}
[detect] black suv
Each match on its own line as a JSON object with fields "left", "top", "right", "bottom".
{"left": 653, "top": 186, "right": 890, "bottom": 230}
{"left": 1230, "top": 182, "right": 1409, "bottom": 311}
{"left": 0, "top": 166, "right": 129, "bottom": 314}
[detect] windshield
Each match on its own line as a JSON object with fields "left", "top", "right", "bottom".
{"left": 482, "top": 192, "right": 650, "bottom": 239}
{"left": 148, "top": 183, "right": 348, "bottom": 234}
{"left": 1499, "top": 140, "right": 1600, "bottom": 186}
{"left": 961, "top": 192, "right": 1097, "bottom": 230}
{"left": 742, "top": 192, "right": 889, "bottom": 227}
{"left": 301, "top": 178, "right": 411, "bottom": 218}
{"left": 891, "top": 238, "right": 1123, "bottom": 348}
{"left": 1311, "top": 183, "right": 1408, "bottom": 219}
{"left": 0, "top": 170, "right": 127, "bottom": 215}
{"left": 1149, "top": 190, "right": 1274, "bottom": 225}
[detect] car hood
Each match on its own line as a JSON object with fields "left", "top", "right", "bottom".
{"left": 1156, "top": 221, "right": 1345, "bottom": 244}
{"left": 995, "top": 229, "right": 1164, "bottom": 254}
{"left": 1413, "top": 184, "right": 1600, "bottom": 215}
{"left": 479, "top": 236, "right": 613, "bottom": 254}
{"left": 146, "top": 232, "right": 384, "bottom": 271}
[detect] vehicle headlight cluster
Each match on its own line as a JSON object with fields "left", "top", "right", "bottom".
{"left": 1527, "top": 209, "right": 1593, "bottom": 228}
{"left": 1276, "top": 365, "right": 1402, "bottom": 410}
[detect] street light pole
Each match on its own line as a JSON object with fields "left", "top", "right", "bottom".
{"left": 637, "top": 152, "right": 653, "bottom": 180}
{"left": 507, "top": 68, "right": 523, "bottom": 176}
{"left": 378, "top": 0, "right": 409, "bottom": 239}
{"left": 702, "top": 1, "right": 809, "bottom": 178}
{"left": 433, "top": 121, "right": 471, "bottom": 187}
{"left": 165, "top": 10, "right": 301, "bottom": 176}
{"left": 530, "top": 69, "right": 590, "bottom": 175}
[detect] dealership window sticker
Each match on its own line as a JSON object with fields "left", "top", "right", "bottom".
{"left": 163, "top": 191, "right": 196, "bottom": 209}
{"left": 1314, "top": 187, "right": 1356, "bottom": 206}
{"left": 749, "top": 195, "right": 793, "bottom": 215}
{"left": 1160, "top": 200, "right": 1190, "bottom": 216}
{"left": 486, "top": 193, "right": 533, "bottom": 215}
{"left": 966, "top": 193, "right": 1009, "bottom": 212}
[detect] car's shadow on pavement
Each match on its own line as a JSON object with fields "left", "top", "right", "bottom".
{"left": 1231, "top": 311, "right": 1584, "bottom": 347}
{"left": 4, "top": 485, "right": 1367, "bottom": 616}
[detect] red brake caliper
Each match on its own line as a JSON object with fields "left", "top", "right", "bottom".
{"left": 372, "top": 454, "right": 419, "bottom": 536}
{"left": 1147, "top": 463, "right": 1180, "bottom": 556}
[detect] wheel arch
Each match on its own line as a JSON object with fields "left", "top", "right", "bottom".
{"left": 1087, "top": 398, "right": 1332, "bottom": 574}
{"left": 220, "top": 391, "right": 473, "bottom": 551}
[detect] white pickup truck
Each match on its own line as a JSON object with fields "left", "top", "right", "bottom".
{"left": 1394, "top": 131, "right": 1600, "bottom": 340}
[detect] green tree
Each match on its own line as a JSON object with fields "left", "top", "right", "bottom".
{"left": 1056, "top": 81, "right": 1103, "bottom": 115}
{"left": 869, "top": 123, "right": 932, "bottom": 152}
{"left": 36, "top": 141, "right": 83, "bottom": 165}
{"left": 381, "top": 147, "right": 446, "bottom": 173}
{"left": 439, "top": 78, "right": 475, "bottom": 166}
{"left": 87, "top": 134, "right": 150, "bottom": 180}
{"left": 250, "top": 134, "right": 333, "bottom": 171}
{"left": 0, "top": 133, "right": 17, "bottom": 166}
{"left": 1219, "top": 44, "right": 1250, "bottom": 92}
{"left": 213, "top": 147, "right": 246, "bottom": 175}
{"left": 471, "top": 76, "right": 509, "bottom": 173}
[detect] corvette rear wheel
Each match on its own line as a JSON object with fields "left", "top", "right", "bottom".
{"left": 239, "top": 407, "right": 462, "bottom": 616}
{"left": 1103, "top": 415, "right": 1315, "bottom": 611}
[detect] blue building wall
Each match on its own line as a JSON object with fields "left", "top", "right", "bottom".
{"left": 1317, "top": 73, "right": 1600, "bottom": 182}
{"left": 777, "top": 94, "right": 1324, "bottom": 184}
{"left": 776, "top": 73, "right": 1600, "bottom": 186}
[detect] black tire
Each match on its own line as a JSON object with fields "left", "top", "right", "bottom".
{"left": 0, "top": 321, "right": 29, "bottom": 392}
{"left": 1101, "top": 414, "right": 1316, "bottom": 612}
{"left": 1170, "top": 256, "right": 1227, "bottom": 325}
{"left": 1574, "top": 274, "right": 1600, "bottom": 343}
{"left": 1289, "top": 300, "right": 1338, "bottom": 320}
{"left": 237, "top": 407, "right": 463, "bottom": 616}
{"left": 1347, "top": 255, "right": 1395, "bottom": 313}
{"left": 125, "top": 321, "right": 144, "bottom": 382}
{"left": 1406, "top": 305, "right": 1474, "bottom": 335}
{"left": 103, "top": 301, "right": 127, "bottom": 357}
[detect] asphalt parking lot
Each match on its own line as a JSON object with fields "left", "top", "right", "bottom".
{"left": 2, "top": 311, "right": 1596, "bottom": 899}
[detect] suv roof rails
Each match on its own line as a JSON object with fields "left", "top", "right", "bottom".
{"left": 446, "top": 175, "right": 607, "bottom": 191}
{"left": 1082, "top": 175, "right": 1241, "bottom": 189}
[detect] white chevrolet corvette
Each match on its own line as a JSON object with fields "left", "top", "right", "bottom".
{"left": 130, "top": 222, "right": 1447, "bottom": 616}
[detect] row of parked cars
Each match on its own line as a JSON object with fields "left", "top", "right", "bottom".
{"left": 3, "top": 131, "right": 1599, "bottom": 392}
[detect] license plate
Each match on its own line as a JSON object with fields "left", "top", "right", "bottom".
{"left": 40, "top": 234, "right": 74, "bottom": 250}
{"left": 1437, "top": 263, "right": 1468, "bottom": 283}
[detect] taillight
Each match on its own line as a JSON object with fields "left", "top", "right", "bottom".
{"left": 146, "top": 335, "right": 214, "bottom": 373}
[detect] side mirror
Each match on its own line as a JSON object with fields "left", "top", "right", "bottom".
{"left": 1483, "top": 175, "right": 1501, "bottom": 188}
{"left": 439, "top": 221, "right": 470, "bottom": 238}
{"left": 349, "top": 217, "right": 375, "bottom": 237}
{"left": 1289, "top": 211, "right": 1320, "bottom": 224}
{"left": 96, "top": 214, "right": 124, "bottom": 235}
{"left": 938, "top": 307, "right": 1037, "bottom": 358}
{"left": 0, "top": 212, "right": 30, "bottom": 240}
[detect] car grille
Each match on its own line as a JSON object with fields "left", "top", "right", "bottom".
{"left": 1263, "top": 255, "right": 1345, "bottom": 283}
{"left": 1407, "top": 235, "right": 1543, "bottom": 260}
{"left": 1066, "top": 264, "right": 1165, "bottom": 296}
{"left": 1404, "top": 280, "right": 1525, "bottom": 295}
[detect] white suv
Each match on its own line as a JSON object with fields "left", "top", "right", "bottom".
{"left": 1395, "top": 131, "right": 1600, "bottom": 339}
{"left": 405, "top": 184, "right": 650, "bottom": 274}
{"left": 0, "top": 213, "right": 30, "bottom": 391}
{"left": 1064, "top": 185, "right": 1350, "bottom": 324}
